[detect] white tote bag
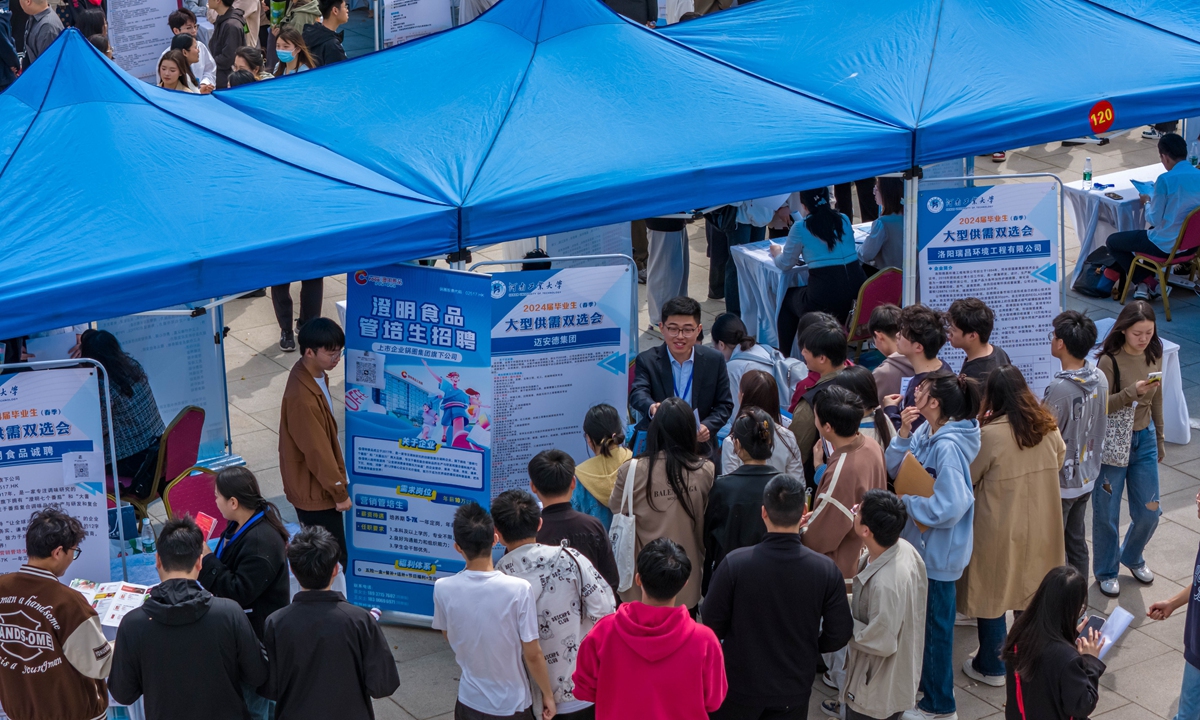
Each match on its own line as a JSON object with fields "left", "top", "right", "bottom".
{"left": 609, "top": 458, "right": 638, "bottom": 593}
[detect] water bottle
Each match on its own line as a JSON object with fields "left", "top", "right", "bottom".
{"left": 1083, "top": 157, "right": 1093, "bottom": 190}
{"left": 1190, "top": 141, "right": 1199, "bottom": 167}
{"left": 140, "top": 522, "right": 156, "bottom": 554}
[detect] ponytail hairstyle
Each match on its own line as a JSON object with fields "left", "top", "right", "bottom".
{"left": 583, "top": 403, "right": 626, "bottom": 458}
{"left": 731, "top": 406, "right": 775, "bottom": 461}
{"left": 215, "top": 467, "right": 289, "bottom": 542}
{"left": 711, "top": 313, "right": 756, "bottom": 353}
{"left": 920, "top": 370, "right": 982, "bottom": 423}
{"left": 642, "top": 397, "right": 706, "bottom": 521}
{"left": 798, "top": 187, "right": 846, "bottom": 250}
{"left": 830, "top": 365, "right": 892, "bottom": 450}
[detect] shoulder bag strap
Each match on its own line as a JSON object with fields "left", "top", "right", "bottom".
{"left": 622, "top": 458, "right": 638, "bottom": 516}
{"left": 810, "top": 452, "right": 853, "bottom": 523}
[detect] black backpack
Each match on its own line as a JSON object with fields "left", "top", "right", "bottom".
{"left": 1072, "top": 246, "right": 1123, "bottom": 298}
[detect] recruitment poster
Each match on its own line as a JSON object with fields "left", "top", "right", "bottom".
{"left": 0, "top": 369, "right": 109, "bottom": 584}
{"left": 344, "top": 265, "right": 492, "bottom": 617}
{"left": 380, "top": 0, "right": 452, "bottom": 48}
{"left": 544, "top": 223, "right": 633, "bottom": 267}
{"left": 109, "top": 0, "right": 178, "bottom": 82}
{"left": 489, "top": 265, "right": 631, "bottom": 495}
{"left": 918, "top": 182, "right": 1061, "bottom": 395}
{"left": 99, "top": 306, "right": 232, "bottom": 464}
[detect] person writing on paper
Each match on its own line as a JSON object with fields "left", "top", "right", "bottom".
{"left": 858, "top": 176, "right": 905, "bottom": 275}
{"left": 1001, "top": 566, "right": 1106, "bottom": 720}
{"left": 1147, "top": 491, "right": 1200, "bottom": 720}
{"left": 79, "top": 329, "right": 166, "bottom": 488}
{"left": 958, "top": 366, "right": 1066, "bottom": 688}
{"left": 1105, "top": 132, "right": 1200, "bottom": 301}
{"left": 771, "top": 187, "right": 866, "bottom": 351}
{"left": 884, "top": 370, "right": 980, "bottom": 720}
{"left": 199, "top": 467, "right": 291, "bottom": 719}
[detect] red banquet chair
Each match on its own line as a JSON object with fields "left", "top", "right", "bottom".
{"left": 106, "top": 405, "right": 206, "bottom": 522}
{"left": 161, "top": 466, "right": 229, "bottom": 540}
{"left": 845, "top": 267, "right": 902, "bottom": 360}
{"left": 1119, "top": 207, "right": 1200, "bottom": 321}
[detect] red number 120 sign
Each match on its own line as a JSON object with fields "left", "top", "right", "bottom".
{"left": 1089, "top": 101, "right": 1115, "bottom": 134}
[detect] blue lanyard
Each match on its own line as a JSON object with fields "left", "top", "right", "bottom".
{"left": 216, "top": 511, "right": 264, "bottom": 560}
{"left": 673, "top": 363, "right": 693, "bottom": 401}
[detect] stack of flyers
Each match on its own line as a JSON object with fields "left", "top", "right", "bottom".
{"left": 71, "top": 580, "right": 153, "bottom": 626}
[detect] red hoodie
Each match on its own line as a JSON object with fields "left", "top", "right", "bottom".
{"left": 573, "top": 602, "right": 727, "bottom": 720}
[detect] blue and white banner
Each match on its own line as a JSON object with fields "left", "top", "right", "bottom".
{"left": 0, "top": 368, "right": 108, "bottom": 584}
{"left": 489, "top": 266, "right": 632, "bottom": 495}
{"left": 919, "top": 182, "right": 1061, "bottom": 395}
{"left": 344, "top": 266, "right": 492, "bottom": 617}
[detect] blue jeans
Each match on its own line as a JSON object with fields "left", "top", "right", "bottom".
{"left": 1175, "top": 660, "right": 1200, "bottom": 720}
{"left": 972, "top": 615, "right": 1007, "bottom": 677}
{"left": 1092, "top": 426, "right": 1161, "bottom": 582}
{"left": 919, "top": 579, "right": 957, "bottom": 714}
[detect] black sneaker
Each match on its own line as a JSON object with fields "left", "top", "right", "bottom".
{"left": 280, "top": 330, "right": 297, "bottom": 352}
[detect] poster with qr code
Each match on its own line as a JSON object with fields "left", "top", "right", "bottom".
{"left": 344, "top": 265, "right": 492, "bottom": 618}
{"left": 0, "top": 368, "right": 109, "bottom": 585}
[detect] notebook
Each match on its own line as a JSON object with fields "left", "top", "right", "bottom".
{"left": 894, "top": 452, "right": 935, "bottom": 532}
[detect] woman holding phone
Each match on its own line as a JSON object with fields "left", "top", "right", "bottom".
{"left": 1094, "top": 300, "right": 1164, "bottom": 598}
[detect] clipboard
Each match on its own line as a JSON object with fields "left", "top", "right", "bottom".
{"left": 894, "top": 452, "right": 934, "bottom": 532}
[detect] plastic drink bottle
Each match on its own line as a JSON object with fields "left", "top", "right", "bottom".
{"left": 1083, "top": 157, "right": 1093, "bottom": 190}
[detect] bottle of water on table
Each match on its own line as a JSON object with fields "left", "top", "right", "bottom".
{"left": 1083, "top": 157, "right": 1092, "bottom": 190}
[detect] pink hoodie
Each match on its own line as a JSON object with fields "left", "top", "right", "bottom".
{"left": 573, "top": 602, "right": 727, "bottom": 719}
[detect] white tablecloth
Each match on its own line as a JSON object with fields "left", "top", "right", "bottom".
{"left": 1064, "top": 163, "right": 1166, "bottom": 282}
{"left": 731, "top": 224, "right": 869, "bottom": 347}
{"left": 1090, "top": 316, "right": 1190, "bottom": 445}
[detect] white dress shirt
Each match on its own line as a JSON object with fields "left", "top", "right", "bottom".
{"left": 736, "top": 194, "right": 791, "bottom": 227}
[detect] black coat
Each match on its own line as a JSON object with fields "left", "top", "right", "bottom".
{"left": 701, "top": 533, "right": 852, "bottom": 708}
{"left": 537, "top": 502, "right": 620, "bottom": 590}
{"left": 601, "top": 0, "right": 656, "bottom": 24}
{"left": 210, "top": 7, "right": 247, "bottom": 87}
{"left": 199, "top": 513, "right": 290, "bottom": 640}
{"left": 302, "top": 23, "right": 346, "bottom": 67}
{"left": 1004, "top": 641, "right": 1105, "bottom": 720}
{"left": 110, "top": 579, "right": 268, "bottom": 720}
{"left": 262, "top": 590, "right": 401, "bottom": 720}
{"left": 630, "top": 343, "right": 734, "bottom": 456}
{"left": 701, "top": 464, "right": 780, "bottom": 594}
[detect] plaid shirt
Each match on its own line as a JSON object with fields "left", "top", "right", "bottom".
{"left": 101, "top": 365, "right": 165, "bottom": 462}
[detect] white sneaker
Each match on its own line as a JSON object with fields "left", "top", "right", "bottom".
{"left": 963, "top": 656, "right": 1006, "bottom": 687}
{"left": 1099, "top": 578, "right": 1120, "bottom": 597}
{"left": 822, "top": 671, "right": 838, "bottom": 689}
{"left": 954, "top": 612, "right": 977, "bottom": 626}
{"left": 901, "top": 708, "right": 958, "bottom": 720}
{"left": 1132, "top": 565, "right": 1155, "bottom": 584}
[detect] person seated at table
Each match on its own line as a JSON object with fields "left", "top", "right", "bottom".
{"left": 630, "top": 296, "right": 734, "bottom": 459}
{"left": 858, "top": 176, "right": 905, "bottom": 276}
{"left": 770, "top": 187, "right": 865, "bottom": 357}
{"left": 80, "top": 329, "right": 166, "bottom": 494}
{"left": 1105, "top": 132, "right": 1200, "bottom": 301}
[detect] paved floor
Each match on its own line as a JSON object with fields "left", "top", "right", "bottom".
{"left": 188, "top": 127, "right": 1200, "bottom": 719}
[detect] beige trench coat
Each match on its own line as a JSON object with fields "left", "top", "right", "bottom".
{"left": 957, "top": 417, "right": 1066, "bottom": 618}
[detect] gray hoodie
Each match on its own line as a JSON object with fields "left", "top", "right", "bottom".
{"left": 1042, "top": 363, "right": 1107, "bottom": 498}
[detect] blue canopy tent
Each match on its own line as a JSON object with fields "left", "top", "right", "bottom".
{"left": 0, "top": 32, "right": 457, "bottom": 339}
{"left": 214, "top": 0, "right": 912, "bottom": 247}
{"left": 1094, "top": 0, "right": 1200, "bottom": 42}
{"left": 663, "top": 0, "right": 1200, "bottom": 166}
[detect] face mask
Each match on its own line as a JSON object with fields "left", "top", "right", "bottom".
{"left": 277, "top": 50, "right": 294, "bottom": 63}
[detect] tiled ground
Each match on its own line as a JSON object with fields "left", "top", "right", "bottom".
{"left": 170, "top": 127, "right": 1200, "bottom": 719}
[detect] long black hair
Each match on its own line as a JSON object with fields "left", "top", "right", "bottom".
{"left": 641, "top": 397, "right": 706, "bottom": 521}
{"left": 1002, "top": 565, "right": 1089, "bottom": 678}
{"left": 830, "top": 365, "right": 893, "bottom": 450}
{"left": 80, "top": 329, "right": 146, "bottom": 398}
{"left": 1100, "top": 299, "right": 1161, "bottom": 366}
{"left": 798, "top": 187, "right": 846, "bottom": 250}
{"left": 215, "top": 467, "right": 289, "bottom": 542}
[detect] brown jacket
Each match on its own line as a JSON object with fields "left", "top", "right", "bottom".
{"left": 279, "top": 360, "right": 348, "bottom": 511}
{"left": 609, "top": 454, "right": 714, "bottom": 609}
{"left": 957, "top": 417, "right": 1065, "bottom": 618}
{"left": 802, "top": 434, "right": 887, "bottom": 579}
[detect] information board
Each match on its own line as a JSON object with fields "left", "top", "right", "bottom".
{"left": 489, "top": 265, "right": 631, "bottom": 495}
{"left": 109, "top": 0, "right": 178, "bottom": 82}
{"left": 918, "top": 182, "right": 1061, "bottom": 395}
{"left": 99, "top": 306, "right": 232, "bottom": 464}
{"left": 380, "top": 0, "right": 452, "bottom": 48}
{"left": 343, "top": 266, "right": 492, "bottom": 617}
{"left": 0, "top": 368, "right": 109, "bottom": 585}
{"left": 544, "top": 223, "right": 633, "bottom": 267}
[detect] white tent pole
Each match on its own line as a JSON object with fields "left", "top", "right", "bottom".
{"left": 902, "top": 169, "right": 921, "bottom": 306}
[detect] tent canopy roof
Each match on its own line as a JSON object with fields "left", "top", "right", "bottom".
{"left": 664, "top": 0, "right": 1200, "bottom": 165}
{"left": 0, "top": 31, "right": 456, "bottom": 338}
{"left": 216, "top": 0, "right": 912, "bottom": 246}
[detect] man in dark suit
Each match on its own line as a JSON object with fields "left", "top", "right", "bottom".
{"left": 630, "top": 295, "right": 733, "bottom": 458}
